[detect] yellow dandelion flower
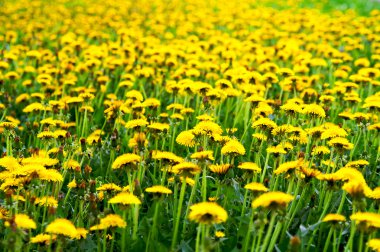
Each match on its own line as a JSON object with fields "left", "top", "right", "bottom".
{"left": 0, "top": 156, "right": 22, "bottom": 171}
{"left": 38, "top": 169, "right": 63, "bottom": 182}
{"left": 322, "top": 214, "right": 346, "bottom": 223}
{"left": 145, "top": 185, "right": 172, "bottom": 194}
{"left": 46, "top": 219, "right": 77, "bottom": 238}
{"left": 238, "top": 162, "right": 261, "bottom": 173}
{"left": 350, "top": 212, "right": 380, "bottom": 229}
{"left": 266, "top": 145, "right": 287, "bottom": 155}
{"left": 176, "top": 130, "right": 196, "bottom": 147}
{"left": 188, "top": 202, "right": 228, "bottom": 225}
{"left": 193, "top": 121, "right": 223, "bottom": 136}
{"left": 172, "top": 162, "right": 201, "bottom": 175}
{"left": 281, "top": 103, "right": 303, "bottom": 115}
{"left": 67, "top": 179, "right": 77, "bottom": 189}
{"left": 90, "top": 214, "right": 126, "bottom": 231}
{"left": 35, "top": 196, "right": 58, "bottom": 208}
{"left": 252, "top": 191, "right": 294, "bottom": 209}
{"left": 191, "top": 151, "right": 214, "bottom": 161}
{"left": 274, "top": 159, "right": 304, "bottom": 175}
{"left": 125, "top": 119, "right": 148, "bottom": 129}
{"left": 344, "top": 160, "right": 369, "bottom": 169}
{"left": 221, "top": 139, "right": 246, "bottom": 156}
{"left": 311, "top": 146, "right": 330, "bottom": 156}
{"left": 148, "top": 122, "right": 170, "bottom": 132}
{"left": 21, "top": 157, "right": 59, "bottom": 167}
{"left": 63, "top": 159, "right": 81, "bottom": 170}
{"left": 368, "top": 239, "right": 380, "bottom": 252}
{"left": 112, "top": 154, "right": 141, "bottom": 169}
{"left": 244, "top": 182, "right": 269, "bottom": 192}
{"left": 37, "top": 131, "right": 57, "bottom": 139}
{"left": 252, "top": 118, "right": 277, "bottom": 131}
{"left": 321, "top": 127, "right": 348, "bottom": 140}
{"left": 328, "top": 137, "right": 354, "bottom": 150}
{"left": 109, "top": 192, "right": 141, "bottom": 205}
{"left": 209, "top": 164, "right": 231, "bottom": 174}
{"left": 302, "top": 104, "right": 326, "bottom": 118}
{"left": 15, "top": 214, "right": 36, "bottom": 229}
{"left": 152, "top": 151, "right": 184, "bottom": 164}
{"left": 30, "top": 233, "right": 57, "bottom": 244}
{"left": 252, "top": 133, "right": 268, "bottom": 141}
{"left": 342, "top": 179, "right": 371, "bottom": 198}
{"left": 75, "top": 228, "right": 88, "bottom": 239}
{"left": 0, "top": 122, "right": 17, "bottom": 130}
{"left": 23, "top": 103, "right": 51, "bottom": 113}
{"left": 215, "top": 231, "right": 225, "bottom": 238}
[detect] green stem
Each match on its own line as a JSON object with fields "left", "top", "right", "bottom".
{"left": 195, "top": 224, "right": 202, "bottom": 252}
{"left": 346, "top": 205, "right": 357, "bottom": 252}
{"left": 267, "top": 222, "right": 283, "bottom": 252}
{"left": 121, "top": 210, "right": 127, "bottom": 251}
{"left": 202, "top": 225, "right": 210, "bottom": 252}
{"left": 358, "top": 231, "right": 364, "bottom": 252}
{"left": 132, "top": 205, "right": 139, "bottom": 240}
{"left": 102, "top": 229, "right": 107, "bottom": 252}
{"left": 260, "top": 213, "right": 277, "bottom": 252}
{"left": 182, "top": 173, "right": 199, "bottom": 234}
{"left": 254, "top": 224, "right": 265, "bottom": 252}
{"left": 243, "top": 210, "right": 254, "bottom": 252}
{"left": 260, "top": 152, "right": 270, "bottom": 183}
{"left": 202, "top": 164, "right": 207, "bottom": 201}
{"left": 323, "top": 228, "right": 333, "bottom": 252}
{"left": 171, "top": 178, "right": 187, "bottom": 250}
{"left": 333, "top": 229, "right": 338, "bottom": 252}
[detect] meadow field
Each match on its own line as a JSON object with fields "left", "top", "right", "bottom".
{"left": 0, "top": 0, "right": 380, "bottom": 251}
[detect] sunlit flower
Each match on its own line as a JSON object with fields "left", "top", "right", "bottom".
{"left": 193, "top": 121, "right": 223, "bottom": 136}
{"left": 191, "top": 151, "right": 214, "bottom": 161}
{"left": 145, "top": 185, "right": 172, "bottom": 194}
{"left": 350, "top": 212, "right": 380, "bottom": 229}
{"left": 112, "top": 154, "right": 141, "bottom": 169}
{"left": 274, "top": 159, "right": 304, "bottom": 175}
{"left": 176, "top": 130, "right": 196, "bottom": 147}
{"left": 30, "top": 234, "right": 57, "bottom": 245}
{"left": 215, "top": 231, "right": 225, "bottom": 238}
{"left": 302, "top": 104, "right": 326, "bottom": 118}
{"left": 368, "top": 239, "right": 380, "bottom": 252}
{"left": 109, "top": 192, "right": 141, "bottom": 205}
{"left": 266, "top": 145, "right": 287, "bottom": 155}
{"left": 97, "top": 183, "right": 122, "bottom": 192}
{"left": 14, "top": 214, "right": 36, "bottom": 229}
{"left": 46, "top": 219, "right": 77, "bottom": 238}
{"left": 238, "top": 162, "right": 261, "bottom": 173}
{"left": 63, "top": 159, "right": 81, "bottom": 170}
{"left": 244, "top": 182, "right": 269, "bottom": 192}
{"left": 209, "top": 164, "right": 231, "bottom": 174}
{"left": 152, "top": 151, "right": 184, "bottom": 164}
{"left": 75, "top": 228, "right": 88, "bottom": 239}
{"left": 221, "top": 139, "right": 246, "bottom": 156}
{"left": 322, "top": 213, "right": 346, "bottom": 223}
{"left": 35, "top": 196, "right": 58, "bottom": 207}
{"left": 172, "top": 162, "right": 201, "bottom": 175}
{"left": 252, "top": 191, "right": 294, "bottom": 209}
{"left": 90, "top": 214, "right": 126, "bottom": 230}
{"left": 328, "top": 137, "right": 354, "bottom": 151}
{"left": 252, "top": 118, "right": 277, "bottom": 131}
{"left": 188, "top": 202, "right": 228, "bottom": 225}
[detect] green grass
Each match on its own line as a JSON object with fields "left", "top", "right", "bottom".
{"left": 300, "top": 0, "right": 380, "bottom": 15}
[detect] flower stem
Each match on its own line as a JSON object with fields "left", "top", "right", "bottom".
{"left": 171, "top": 178, "right": 187, "bottom": 251}
{"left": 195, "top": 224, "right": 202, "bottom": 252}
{"left": 260, "top": 212, "right": 277, "bottom": 252}
{"left": 323, "top": 228, "right": 333, "bottom": 252}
